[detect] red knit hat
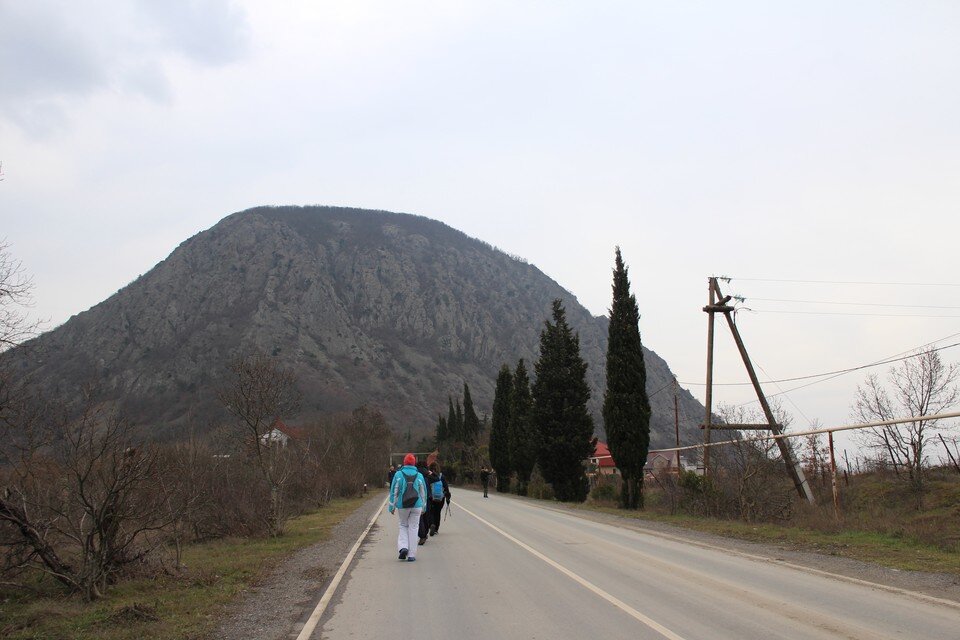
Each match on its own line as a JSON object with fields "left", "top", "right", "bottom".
{"left": 403, "top": 453, "right": 416, "bottom": 466}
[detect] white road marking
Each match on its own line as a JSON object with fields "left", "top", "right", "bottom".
{"left": 534, "top": 503, "right": 960, "bottom": 612}
{"left": 295, "top": 497, "right": 387, "bottom": 640}
{"left": 459, "top": 503, "right": 687, "bottom": 640}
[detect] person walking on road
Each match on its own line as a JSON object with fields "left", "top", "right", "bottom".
{"left": 426, "top": 462, "right": 450, "bottom": 536}
{"left": 480, "top": 466, "right": 491, "bottom": 498}
{"left": 388, "top": 453, "right": 427, "bottom": 561}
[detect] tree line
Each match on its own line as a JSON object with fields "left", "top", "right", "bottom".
{"left": 487, "top": 248, "right": 653, "bottom": 506}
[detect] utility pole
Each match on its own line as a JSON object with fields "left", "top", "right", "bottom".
{"left": 702, "top": 277, "right": 815, "bottom": 504}
{"left": 673, "top": 377, "right": 681, "bottom": 473}
{"left": 703, "top": 278, "right": 717, "bottom": 477}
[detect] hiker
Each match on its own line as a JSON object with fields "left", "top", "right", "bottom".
{"left": 416, "top": 461, "right": 432, "bottom": 546}
{"left": 387, "top": 465, "right": 396, "bottom": 487}
{"left": 388, "top": 453, "right": 427, "bottom": 562}
{"left": 426, "top": 462, "right": 450, "bottom": 536}
{"left": 480, "top": 466, "right": 491, "bottom": 498}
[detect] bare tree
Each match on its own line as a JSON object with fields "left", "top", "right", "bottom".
{"left": 0, "top": 240, "right": 41, "bottom": 352}
{"left": 0, "top": 397, "right": 176, "bottom": 600}
{"left": 853, "top": 349, "right": 959, "bottom": 493}
{"left": 217, "top": 353, "right": 302, "bottom": 535}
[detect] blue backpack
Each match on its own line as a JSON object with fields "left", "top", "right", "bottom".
{"left": 400, "top": 472, "right": 419, "bottom": 508}
{"left": 430, "top": 474, "right": 445, "bottom": 502}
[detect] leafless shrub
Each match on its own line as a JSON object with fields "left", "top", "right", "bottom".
{"left": 0, "top": 394, "right": 181, "bottom": 600}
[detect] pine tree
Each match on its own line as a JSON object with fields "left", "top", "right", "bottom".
{"left": 462, "top": 383, "right": 480, "bottom": 444}
{"left": 489, "top": 365, "right": 513, "bottom": 492}
{"left": 532, "top": 299, "right": 594, "bottom": 502}
{"left": 508, "top": 358, "right": 537, "bottom": 495}
{"left": 455, "top": 399, "right": 464, "bottom": 440}
{"left": 602, "top": 248, "right": 651, "bottom": 509}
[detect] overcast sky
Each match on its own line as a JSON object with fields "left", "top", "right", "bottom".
{"left": 3, "top": 1, "right": 959, "bottom": 455}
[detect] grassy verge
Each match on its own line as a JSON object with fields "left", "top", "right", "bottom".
{"left": 572, "top": 502, "right": 960, "bottom": 575}
{"left": 0, "top": 493, "right": 379, "bottom": 640}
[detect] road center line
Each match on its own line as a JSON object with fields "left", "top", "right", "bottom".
{"left": 458, "top": 503, "right": 687, "bottom": 640}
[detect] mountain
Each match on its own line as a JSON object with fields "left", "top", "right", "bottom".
{"left": 5, "top": 206, "right": 705, "bottom": 447}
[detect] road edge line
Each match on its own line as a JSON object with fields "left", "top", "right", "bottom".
{"left": 294, "top": 496, "right": 387, "bottom": 640}
{"left": 529, "top": 501, "right": 960, "bottom": 612}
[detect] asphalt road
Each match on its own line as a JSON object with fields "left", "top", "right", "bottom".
{"left": 314, "top": 490, "right": 960, "bottom": 640}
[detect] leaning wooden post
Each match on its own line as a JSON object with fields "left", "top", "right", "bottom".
{"left": 714, "top": 280, "right": 814, "bottom": 504}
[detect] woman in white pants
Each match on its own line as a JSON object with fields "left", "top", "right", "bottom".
{"left": 388, "top": 453, "right": 427, "bottom": 561}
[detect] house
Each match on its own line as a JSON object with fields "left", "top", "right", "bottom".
{"left": 589, "top": 441, "right": 619, "bottom": 477}
{"left": 259, "top": 417, "right": 305, "bottom": 448}
{"left": 588, "top": 443, "right": 696, "bottom": 482}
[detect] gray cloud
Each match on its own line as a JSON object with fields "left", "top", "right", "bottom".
{"left": 0, "top": 1, "right": 249, "bottom": 137}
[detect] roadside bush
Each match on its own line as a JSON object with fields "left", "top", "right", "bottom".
{"left": 526, "top": 466, "right": 555, "bottom": 501}
{"left": 589, "top": 481, "right": 618, "bottom": 504}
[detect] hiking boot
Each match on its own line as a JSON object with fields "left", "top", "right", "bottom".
{"left": 407, "top": 556, "right": 416, "bottom": 562}
{"left": 399, "top": 548, "right": 408, "bottom": 560}
{"left": 418, "top": 537, "right": 426, "bottom": 545}
{"left": 429, "top": 525, "right": 437, "bottom": 536}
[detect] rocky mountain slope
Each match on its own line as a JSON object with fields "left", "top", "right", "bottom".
{"left": 6, "top": 206, "right": 704, "bottom": 447}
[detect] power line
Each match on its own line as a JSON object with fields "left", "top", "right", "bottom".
{"left": 747, "top": 309, "right": 960, "bottom": 319}
{"left": 728, "top": 277, "right": 960, "bottom": 287}
{"left": 744, "top": 297, "right": 960, "bottom": 310}
{"left": 680, "top": 332, "right": 960, "bottom": 387}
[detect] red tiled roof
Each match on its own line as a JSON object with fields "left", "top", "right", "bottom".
{"left": 592, "top": 441, "right": 617, "bottom": 468}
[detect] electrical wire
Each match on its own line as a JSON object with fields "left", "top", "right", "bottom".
{"left": 747, "top": 309, "right": 960, "bottom": 318}
{"left": 728, "top": 277, "right": 960, "bottom": 287}
{"left": 679, "top": 334, "right": 960, "bottom": 387}
{"left": 744, "top": 297, "right": 960, "bottom": 310}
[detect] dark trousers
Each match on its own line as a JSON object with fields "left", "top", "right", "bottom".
{"left": 428, "top": 500, "right": 443, "bottom": 533}
{"left": 418, "top": 510, "right": 429, "bottom": 540}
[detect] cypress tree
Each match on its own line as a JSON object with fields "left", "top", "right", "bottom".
{"left": 455, "top": 399, "right": 464, "bottom": 440}
{"left": 508, "top": 358, "right": 536, "bottom": 495}
{"left": 532, "top": 299, "right": 594, "bottom": 502}
{"left": 489, "top": 365, "right": 513, "bottom": 492}
{"left": 602, "top": 248, "right": 651, "bottom": 509}
{"left": 436, "top": 414, "right": 448, "bottom": 445}
{"left": 462, "top": 384, "right": 480, "bottom": 444}
{"left": 447, "top": 397, "right": 460, "bottom": 442}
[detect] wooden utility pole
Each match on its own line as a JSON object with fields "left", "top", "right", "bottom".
{"left": 674, "top": 377, "right": 681, "bottom": 473}
{"left": 703, "top": 278, "right": 717, "bottom": 477}
{"left": 702, "top": 278, "right": 815, "bottom": 504}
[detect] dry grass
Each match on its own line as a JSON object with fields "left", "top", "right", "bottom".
{"left": 579, "top": 468, "right": 960, "bottom": 575}
{"left": 0, "top": 494, "right": 376, "bottom": 640}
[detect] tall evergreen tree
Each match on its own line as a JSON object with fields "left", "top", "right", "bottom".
{"left": 602, "top": 248, "right": 651, "bottom": 509}
{"left": 447, "top": 397, "right": 461, "bottom": 442}
{"left": 455, "top": 399, "right": 464, "bottom": 440}
{"left": 508, "top": 358, "right": 537, "bottom": 495}
{"left": 462, "top": 383, "right": 480, "bottom": 444}
{"left": 532, "top": 299, "right": 594, "bottom": 502}
{"left": 489, "top": 365, "right": 513, "bottom": 492}
{"left": 436, "top": 414, "right": 448, "bottom": 445}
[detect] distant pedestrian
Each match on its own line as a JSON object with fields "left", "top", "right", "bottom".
{"left": 426, "top": 462, "right": 450, "bottom": 536}
{"left": 387, "top": 465, "right": 396, "bottom": 487}
{"left": 480, "top": 466, "right": 491, "bottom": 498}
{"left": 388, "top": 453, "right": 427, "bottom": 562}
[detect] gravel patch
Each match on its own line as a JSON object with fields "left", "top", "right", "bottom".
{"left": 209, "top": 493, "right": 385, "bottom": 640}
